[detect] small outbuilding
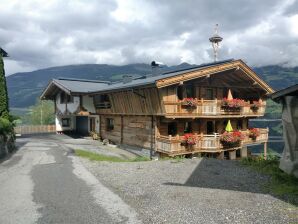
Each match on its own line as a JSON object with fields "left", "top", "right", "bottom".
{"left": 271, "top": 84, "right": 298, "bottom": 177}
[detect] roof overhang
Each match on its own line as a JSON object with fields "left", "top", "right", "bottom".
{"left": 155, "top": 59, "right": 274, "bottom": 95}
{"left": 271, "top": 84, "right": 298, "bottom": 102}
{"left": 40, "top": 80, "right": 71, "bottom": 100}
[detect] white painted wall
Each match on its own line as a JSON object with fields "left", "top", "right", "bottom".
{"left": 55, "top": 115, "right": 76, "bottom": 132}
{"left": 54, "top": 92, "right": 99, "bottom": 133}
{"left": 82, "top": 95, "right": 96, "bottom": 113}
{"left": 56, "top": 92, "right": 80, "bottom": 114}
{"left": 88, "top": 115, "right": 100, "bottom": 133}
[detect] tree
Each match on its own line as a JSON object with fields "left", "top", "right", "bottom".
{"left": 0, "top": 53, "right": 9, "bottom": 119}
{"left": 27, "top": 99, "right": 55, "bottom": 125}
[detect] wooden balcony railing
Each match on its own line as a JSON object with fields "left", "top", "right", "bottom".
{"left": 156, "top": 128, "right": 269, "bottom": 155}
{"left": 163, "top": 99, "right": 266, "bottom": 117}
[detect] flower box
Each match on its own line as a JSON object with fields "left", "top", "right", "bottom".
{"left": 250, "top": 101, "right": 262, "bottom": 112}
{"left": 182, "top": 98, "right": 197, "bottom": 108}
{"left": 182, "top": 133, "right": 197, "bottom": 149}
{"left": 221, "top": 98, "right": 245, "bottom": 111}
{"left": 220, "top": 131, "right": 245, "bottom": 148}
{"left": 249, "top": 128, "right": 260, "bottom": 140}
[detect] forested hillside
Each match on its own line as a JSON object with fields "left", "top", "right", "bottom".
{"left": 7, "top": 63, "right": 298, "bottom": 108}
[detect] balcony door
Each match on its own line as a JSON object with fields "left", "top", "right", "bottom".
{"left": 206, "top": 121, "right": 214, "bottom": 134}
{"left": 206, "top": 88, "right": 214, "bottom": 100}
{"left": 177, "top": 85, "right": 195, "bottom": 100}
{"left": 168, "top": 122, "right": 177, "bottom": 136}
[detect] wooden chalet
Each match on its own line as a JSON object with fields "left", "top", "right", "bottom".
{"left": 41, "top": 59, "right": 274, "bottom": 159}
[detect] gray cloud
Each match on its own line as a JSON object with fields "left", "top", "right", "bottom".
{"left": 0, "top": 0, "right": 297, "bottom": 75}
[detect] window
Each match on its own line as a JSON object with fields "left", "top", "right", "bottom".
{"left": 60, "top": 92, "right": 65, "bottom": 103}
{"left": 94, "top": 94, "right": 111, "bottom": 109}
{"left": 66, "top": 94, "right": 73, "bottom": 103}
{"left": 206, "top": 88, "right": 214, "bottom": 100}
{"left": 237, "top": 120, "right": 243, "bottom": 130}
{"left": 233, "top": 90, "right": 239, "bottom": 99}
{"left": 177, "top": 85, "right": 184, "bottom": 100}
{"left": 168, "top": 122, "right": 177, "bottom": 136}
{"left": 62, "top": 118, "right": 70, "bottom": 127}
{"left": 186, "top": 85, "right": 195, "bottom": 98}
{"left": 184, "top": 121, "right": 192, "bottom": 133}
{"left": 60, "top": 92, "right": 73, "bottom": 103}
{"left": 106, "top": 118, "right": 114, "bottom": 131}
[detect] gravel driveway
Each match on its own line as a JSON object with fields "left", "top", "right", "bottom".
{"left": 81, "top": 157, "right": 298, "bottom": 224}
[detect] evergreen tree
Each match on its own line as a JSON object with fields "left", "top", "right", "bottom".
{"left": 0, "top": 53, "right": 9, "bottom": 119}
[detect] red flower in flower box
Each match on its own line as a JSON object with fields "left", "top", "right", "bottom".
{"left": 183, "top": 133, "right": 197, "bottom": 146}
{"left": 222, "top": 98, "right": 246, "bottom": 109}
{"left": 220, "top": 130, "right": 245, "bottom": 148}
{"left": 249, "top": 128, "right": 260, "bottom": 140}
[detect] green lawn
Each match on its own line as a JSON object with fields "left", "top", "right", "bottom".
{"left": 75, "top": 149, "right": 150, "bottom": 162}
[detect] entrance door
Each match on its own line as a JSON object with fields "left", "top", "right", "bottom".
{"left": 89, "top": 117, "right": 96, "bottom": 132}
{"left": 76, "top": 116, "right": 89, "bottom": 136}
{"left": 207, "top": 121, "right": 214, "bottom": 134}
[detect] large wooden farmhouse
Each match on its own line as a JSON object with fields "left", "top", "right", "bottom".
{"left": 41, "top": 59, "right": 274, "bottom": 159}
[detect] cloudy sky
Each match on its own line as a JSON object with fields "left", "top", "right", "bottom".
{"left": 0, "top": 0, "right": 298, "bottom": 75}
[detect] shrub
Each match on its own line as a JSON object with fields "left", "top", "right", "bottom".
{"left": 0, "top": 118, "right": 14, "bottom": 135}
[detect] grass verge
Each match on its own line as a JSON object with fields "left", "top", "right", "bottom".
{"left": 241, "top": 156, "right": 298, "bottom": 205}
{"left": 75, "top": 149, "right": 150, "bottom": 162}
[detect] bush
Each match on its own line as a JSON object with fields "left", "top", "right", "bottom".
{"left": 0, "top": 118, "right": 14, "bottom": 135}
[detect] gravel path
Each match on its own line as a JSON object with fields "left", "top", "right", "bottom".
{"left": 81, "top": 158, "right": 298, "bottom": 224}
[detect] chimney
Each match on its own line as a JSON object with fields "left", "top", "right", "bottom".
{"left": 123, "top": 74, "right": 133, "bottom": 84}
{"left": 151, "top": 61, "right": 164, "bottom": 76}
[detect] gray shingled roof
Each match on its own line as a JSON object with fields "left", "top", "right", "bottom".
{"left": 88, "top": 59, "right": 234, "bottom": 93}
{"left": 41, "top": 59, "right": 234, "bottom": 99}
{"left": 53, "top": 78, "right": 109, "bottom": 93}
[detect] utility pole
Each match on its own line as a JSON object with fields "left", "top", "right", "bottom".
{"left": 41, "top": 100, "right": 43, "bottom": 125}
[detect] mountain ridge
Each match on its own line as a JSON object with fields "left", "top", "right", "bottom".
{"left": 7, "top": 62, "right": 298, "bottom": 108}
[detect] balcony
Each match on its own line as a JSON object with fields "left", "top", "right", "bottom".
{"left": 156, "top": 128, "right": 269, "bottom": 156}
{"left": 163, "top": 99, "right": 266, "bottom": 118}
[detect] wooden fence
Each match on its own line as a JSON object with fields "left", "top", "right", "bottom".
{"left": 14, "top": 125, "right": 56, "bottom": 135}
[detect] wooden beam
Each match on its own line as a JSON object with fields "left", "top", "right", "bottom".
{"left": 120, "top": 115, "right": 124, "bottom": 144}
{"left": 155, "top": 60, "right": 274, "bottom": 94}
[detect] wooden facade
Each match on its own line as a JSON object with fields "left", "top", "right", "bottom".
{"left": 42, "top": 60, "right": 274, "bottom": 158}
{"left": 90, "top": 60, "right": 274, "bottom": 158}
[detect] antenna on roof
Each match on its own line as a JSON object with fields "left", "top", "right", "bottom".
{"left": 209, "top": 24, "right": 223, "bottom": 62}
